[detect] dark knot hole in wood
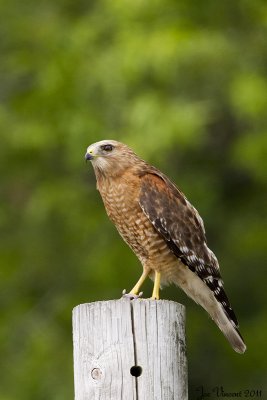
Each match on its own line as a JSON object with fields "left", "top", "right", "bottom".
{"left": 91, "top": 368, "right": 102, "bottom": 380}
{"left": 130, "top": 366, "right": 142, "bottom": 377}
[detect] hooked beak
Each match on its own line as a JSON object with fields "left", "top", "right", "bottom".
{"left": 85, "top": 152, "right": 94, "bottom": 161}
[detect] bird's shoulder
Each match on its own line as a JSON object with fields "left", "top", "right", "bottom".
{"left": 137, "top": 165, "right": 205, "bottom": 233}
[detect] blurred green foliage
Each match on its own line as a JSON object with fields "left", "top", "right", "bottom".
{"left": 1, "top": 0, "right": 267, "bottom": 398}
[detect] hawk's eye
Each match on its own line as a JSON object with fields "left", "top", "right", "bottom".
{"left": 101, "top": 144, "right": 113, "bottom": 152}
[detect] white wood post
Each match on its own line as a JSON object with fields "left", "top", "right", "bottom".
{"left": 72, "top": 299, "right": 187, "bottom": 400}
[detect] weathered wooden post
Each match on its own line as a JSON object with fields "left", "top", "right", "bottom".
{"left": 72, "top": 299, "right": 187, "bottom": 400}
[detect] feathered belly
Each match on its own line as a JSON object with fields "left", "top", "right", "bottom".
{"left": 113, "top": 207, "right": 181, "bottom": 286}
{"left": 99, "top": 181, "right": 182, "bottom": 284}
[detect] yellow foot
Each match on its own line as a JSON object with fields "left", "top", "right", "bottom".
{"left": 122, "top": 270, "right": 149, "bottom": 300}
{"left": 122, "top": 289, "right": 143, "bottom": 299}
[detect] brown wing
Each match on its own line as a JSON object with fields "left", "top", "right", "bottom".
{"left": 139, "top": 170, "right": 239, "bottom": 327}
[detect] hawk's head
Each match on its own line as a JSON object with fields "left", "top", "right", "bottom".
{"left": 85, "top": 140, "right": 142, "bottom": 177}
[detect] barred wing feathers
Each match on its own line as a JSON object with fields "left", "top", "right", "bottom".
{"left": 139, "top": 170, "right": 246, "bottom": 353}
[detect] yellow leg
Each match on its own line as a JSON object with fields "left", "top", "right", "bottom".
{"left": 129, "top": 270, "right": 149, "bottom": 295}
{"left": 151, "top": 271, "right": 161, "bottom": 300}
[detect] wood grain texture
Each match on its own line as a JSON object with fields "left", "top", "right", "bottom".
{"left": 72, "top": 299, "right": 187, "bottom": 400}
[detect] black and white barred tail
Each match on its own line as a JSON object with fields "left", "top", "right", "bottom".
{"left": 173, "top": 263, "right": 246, "bottom": 354}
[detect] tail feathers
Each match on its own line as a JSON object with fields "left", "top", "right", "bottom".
{"left": 212, "top": 303, "right": 246, "bottom": 354}
{"left": 204, "top": 279, "right": 247, "bottom": 353}
{"left": 174, "top": 266, "right": 246, "bottom": 353}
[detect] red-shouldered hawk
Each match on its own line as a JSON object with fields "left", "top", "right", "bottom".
{"left": 85, "top": 140, "right": 246, "bottom": 354}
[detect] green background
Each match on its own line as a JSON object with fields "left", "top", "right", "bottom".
{"left": 1, "top": 0, "right": 266, "bottom": 399}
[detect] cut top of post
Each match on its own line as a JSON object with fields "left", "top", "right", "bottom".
{"left": 72, "top": 299, "right": 187, "bottom": 400}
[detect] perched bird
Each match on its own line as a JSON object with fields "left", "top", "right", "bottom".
{"left": 85, "top": 139, "right": 246, "bottom": 354}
